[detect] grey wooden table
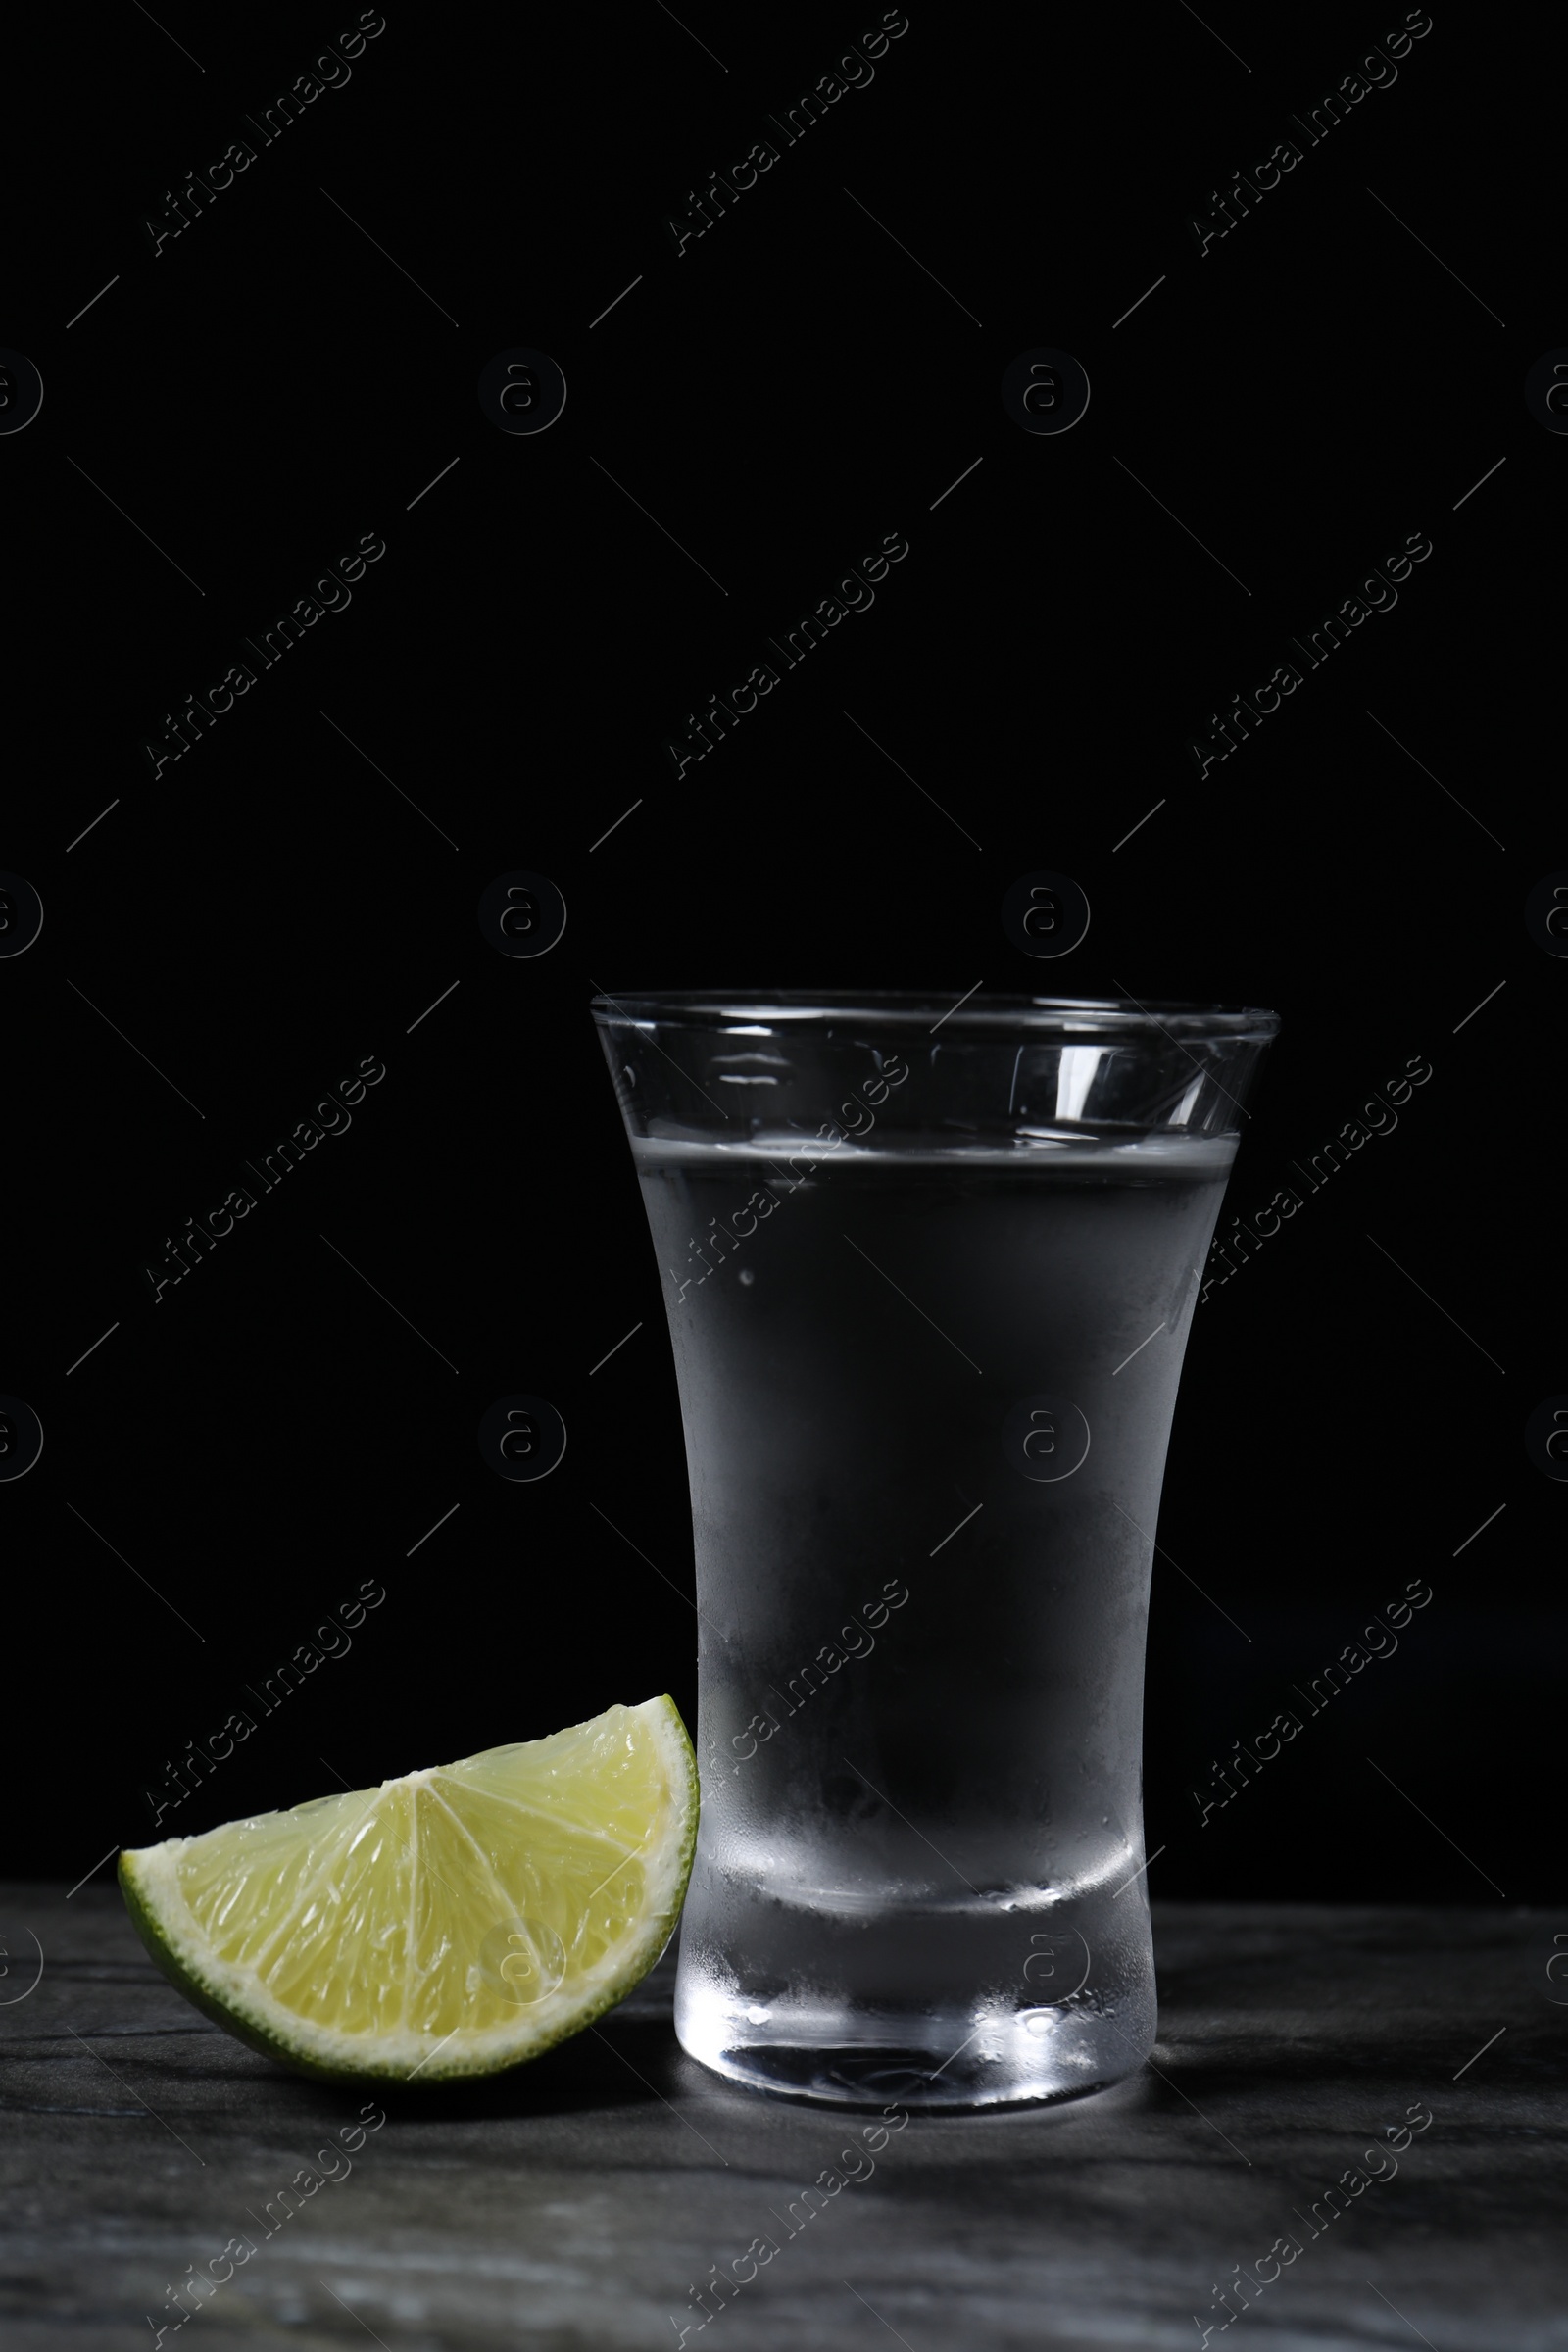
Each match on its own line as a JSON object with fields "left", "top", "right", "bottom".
{"left": 2, "top": 1887, "right": 1562, "bottom": 2351}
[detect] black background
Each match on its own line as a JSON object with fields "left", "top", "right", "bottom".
{"left": 5, "top": 1, "right": 1554, "bottom": 1904}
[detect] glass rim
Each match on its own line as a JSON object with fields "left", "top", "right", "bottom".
{"left": 589, "top": 988, "right": 1280, "bottom": 1041}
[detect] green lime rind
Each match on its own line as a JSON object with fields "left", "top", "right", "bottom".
{"left": 117, "top": 1696, "right": 698, "bottom": 2086}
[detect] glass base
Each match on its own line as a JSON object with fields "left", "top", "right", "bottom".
{"left": 675, "top": 1977, "right": 1156, "bottom": 2112}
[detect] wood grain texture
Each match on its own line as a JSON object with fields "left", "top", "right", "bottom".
{"left": 0, "top": 1887, "right": 1561, "bottom": 2349}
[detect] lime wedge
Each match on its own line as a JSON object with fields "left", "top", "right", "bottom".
{"left": 118, "top": 1696, "right": 697, "bottom": 2083}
